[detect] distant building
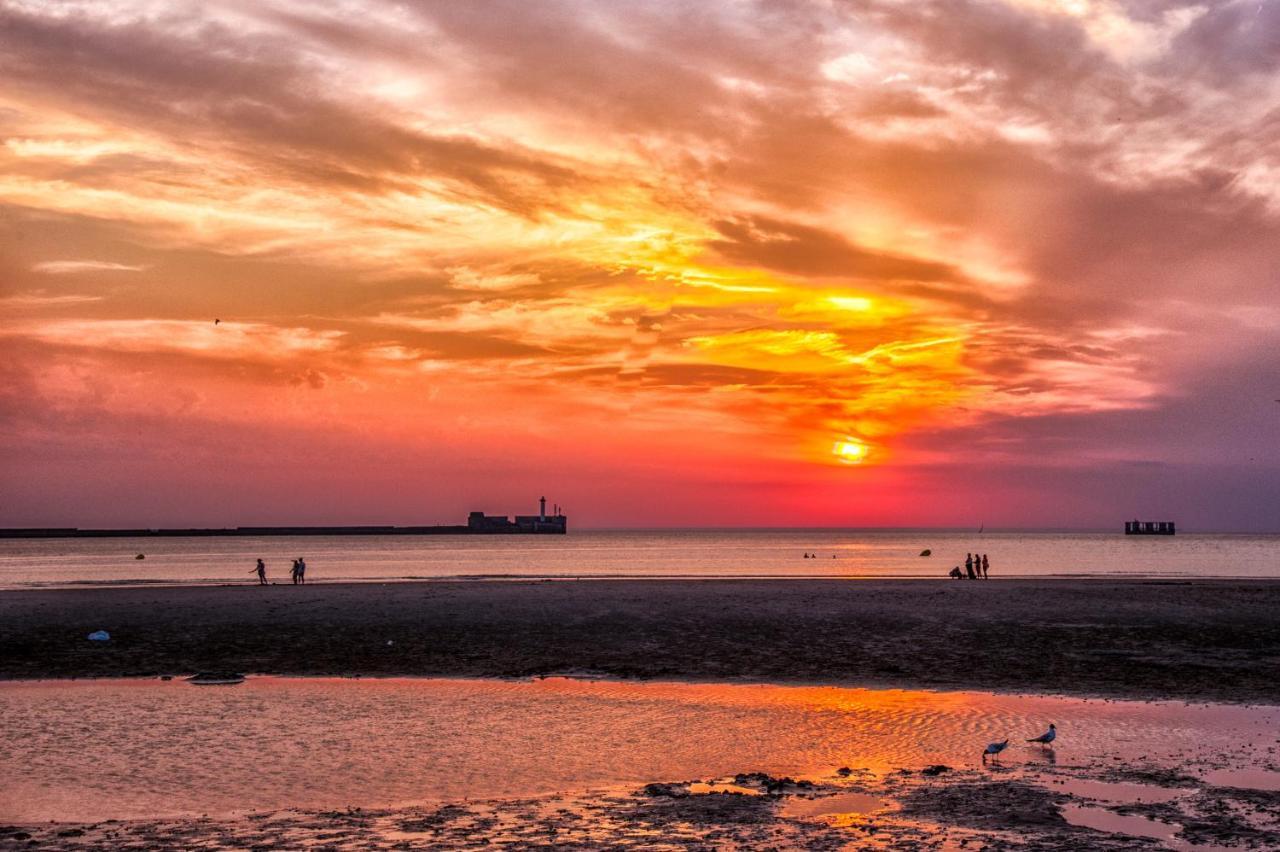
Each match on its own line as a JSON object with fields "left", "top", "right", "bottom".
{"left": 468, "top": 496, "right": 567, "bottom": 534}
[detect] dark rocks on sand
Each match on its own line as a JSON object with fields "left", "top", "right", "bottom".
{"left": 921, "top": 765, "right": 951, "bottom": 776}
{"left": 186, "top": 672, "right": 246, "bottom": 685}
{"left": 396, "top": 804, "right": 472, "bottom": 833}
{"left": 901, "top": 780, "right": 1068, "bottom": 830}
{"left": 1179, "top": 788, "right": 1280, "bottom": 848}
{"left": 731, "top": 772, "right": 816, "bottom": 795}
{"left": 1101, "top": 766, "right": 1199, "bottom": 788}
{"left": 628, "top": 791, "right": 777, "bottom": 826}
{"left": 642, "top": 783, "right": 689, "bottom": 798}
{"left": 836, "top": 767, "right": 853, "bottom": 777}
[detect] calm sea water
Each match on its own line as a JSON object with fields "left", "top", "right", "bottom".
{"left": 3, "top": 677, "right": 1277, "bottom": 822}
{"left": 0, "top": 530, "right": 1276, "bottom": 589}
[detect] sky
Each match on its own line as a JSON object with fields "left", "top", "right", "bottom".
{"left": 1, "top": 0, "right": 1278, "bottom": 530}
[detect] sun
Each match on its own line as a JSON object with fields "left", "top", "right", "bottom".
{"left": 833, "top": 438, "right": 869, "bottom": 465}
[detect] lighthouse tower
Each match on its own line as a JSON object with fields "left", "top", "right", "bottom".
{"left": 539, "top": 496, "right": 546, "bottom": 522}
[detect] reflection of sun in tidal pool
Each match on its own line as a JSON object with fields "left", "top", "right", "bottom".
{"left": 833, "top": 439, "right": 868, "bottom": 465}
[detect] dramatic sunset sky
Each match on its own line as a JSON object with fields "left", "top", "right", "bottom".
{"left": 2, "top": 0, "right": 1277, "bottom": 529}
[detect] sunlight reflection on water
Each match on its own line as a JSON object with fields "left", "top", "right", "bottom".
{"left": 2, "top": 677, "right": 1277, "bottom": 823}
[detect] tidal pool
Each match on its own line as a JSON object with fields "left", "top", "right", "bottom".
{"left": 1, "top": 676, "right": 1277, "bottom": 824}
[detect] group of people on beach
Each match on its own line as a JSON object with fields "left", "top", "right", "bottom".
{"left": 251, "top": 557, "right": 307, "bottom": 585}
{"left": 950, "top": 553, "right": 989, "bottom": 580}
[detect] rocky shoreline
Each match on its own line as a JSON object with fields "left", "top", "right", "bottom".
{"left": 6, "top": 757, "right": 1278, "bottom": 850}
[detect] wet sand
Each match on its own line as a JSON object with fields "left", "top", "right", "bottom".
{"left": 7, "top": 762, "right": 1279, "bottom": 850}
{"left": 3, "top": 578, "right": 1279, "bottom": 702}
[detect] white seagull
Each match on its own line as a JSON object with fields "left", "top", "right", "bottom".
{"left": 982, "top": 739, "right": 1009, "bottom": 763}
{"left": 1027, "top": 723, "right": 1056, "bottom": 747}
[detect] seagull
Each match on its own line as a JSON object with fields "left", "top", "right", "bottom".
{"left": 214, "top": 318, "right": 221, "bottom": 325}
{"left": 1027, "top": 723, "right": 1056, "bottom": 746}
{"left": 982, "top": 739, "right": 1009, "bottom": 764}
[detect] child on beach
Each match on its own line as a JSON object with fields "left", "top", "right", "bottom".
{"left": 252, "top": 559, "right": 266, "bottom": 585}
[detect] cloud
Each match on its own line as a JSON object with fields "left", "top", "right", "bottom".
{"left": 32, "top": 260, "right": 146, "bottom": 274}
{"left": 0, "top": 0, "right": 1277, "bottom": 526}
{"left": 706, "top": 215, "right": 962, "bottom": 283}
{"left": 0, "top": 292, "right": 104, "bottom": 306}
{"left": 2, "top": 319, "right": 344, "bottom": 360}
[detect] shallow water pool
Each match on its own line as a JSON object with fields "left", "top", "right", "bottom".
{"left": 1, "top": 676, "right": 1276, "bottom": 823}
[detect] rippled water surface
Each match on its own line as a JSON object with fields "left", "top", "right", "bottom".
{"left": 1, "top": 529, "right": 1277, "bottom": 588}
{"left": 2, "top": 677, "right": 1276, "bottom": 822}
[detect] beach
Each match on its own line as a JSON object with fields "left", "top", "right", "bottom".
{"left": 3, "top": 578, "right": 1279, "bottom": 702}
{"left": 5, "top": 579, "right": 1280, "bottom": 850}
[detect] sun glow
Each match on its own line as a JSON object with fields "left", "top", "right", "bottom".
{"left": 833, "top": 439, "right": 869, "bottom": 465}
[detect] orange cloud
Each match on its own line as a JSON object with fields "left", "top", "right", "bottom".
{"left": 1, "top": 0, "right": 1278, "bottom": 527}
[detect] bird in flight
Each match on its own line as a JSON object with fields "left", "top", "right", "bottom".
{"left": 982, "top": 739, "right": 1009, "bottom": 764}
{"left": 1027, "top": 723, "right": 1056, "bottom": 747}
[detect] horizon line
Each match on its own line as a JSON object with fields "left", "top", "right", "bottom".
{"left": 2, "top": 524, "right": 1278, "bottom": 536}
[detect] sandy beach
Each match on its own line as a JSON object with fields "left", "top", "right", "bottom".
{"left": 5, "top": 580, "right": 1280, "bottom": 849}
{"left": 3, "top": 578, "right": 1279, "bottom": 703}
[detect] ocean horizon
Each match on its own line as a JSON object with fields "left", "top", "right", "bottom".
{"left": 4, "top": 528, "right": 1277, "bottom": 589}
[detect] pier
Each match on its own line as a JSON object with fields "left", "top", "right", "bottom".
{"left": 0, "top": 498, "right": 567, "bottom": 538}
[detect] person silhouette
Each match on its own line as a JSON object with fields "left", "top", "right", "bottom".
{"left": 290, "top": 559, "right": 300, "bottom": 585}
{"left": 981, "top": 554, "right": 989, "bottom": 579}
{"left": 252, "top": 559, "right": 267, "bottom": 585}
{"left": 297, "top": 557, "right": 307, "bottom": 584}
{"left": 949, "top": 566, "right": 963, "bottom": 579}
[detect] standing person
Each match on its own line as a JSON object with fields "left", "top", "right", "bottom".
{"left": 252, "top": 559, "right": 267, "bottom": 585}
{"left": 965, "top": 553, "right": 974, "bottom": 578}
{"left": 290, "top": 559, "right": 300, "bottom": 585}
{"left": 297, "top": 557, "right": 306, "bottom": 584}
{"left": 981, "top": 554, "right": 990, "bottom": 579}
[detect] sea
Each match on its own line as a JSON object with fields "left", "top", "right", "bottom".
{"left": 0, "top": 529, "right": 1276, "bottom": 589}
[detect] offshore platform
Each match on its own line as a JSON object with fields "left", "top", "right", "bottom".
{"left": 1124, "top": 519, "right": 1175, "bottom": 536}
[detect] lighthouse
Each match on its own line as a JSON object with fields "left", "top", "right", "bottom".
{"left": 539, "top": 496, "right": 546, "bottom": 522}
